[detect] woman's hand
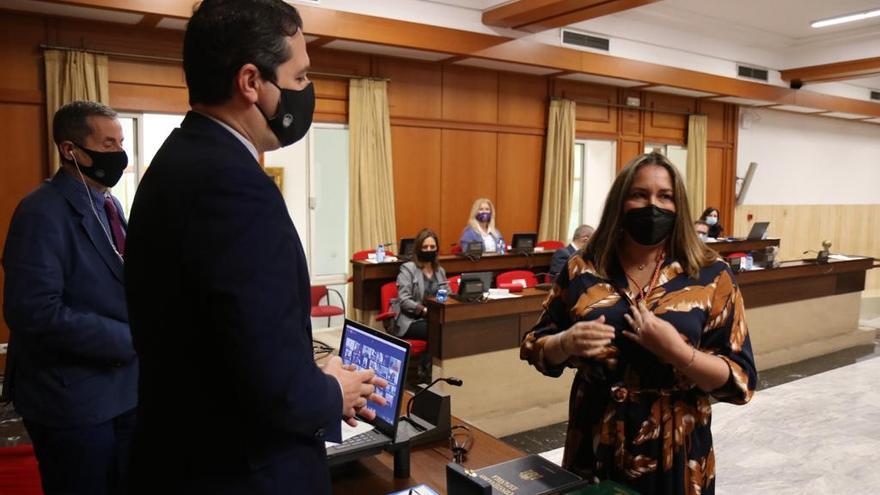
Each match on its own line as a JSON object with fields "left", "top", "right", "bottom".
{"left": 623, "top": 301, "right": 691, "bottom": 366}
{"left": 559, "top": 315, "right": 616, "bottom": 358}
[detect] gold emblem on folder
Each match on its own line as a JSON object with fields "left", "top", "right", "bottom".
{"left": 518, "top": 469, "right": 543, "bottom": 481}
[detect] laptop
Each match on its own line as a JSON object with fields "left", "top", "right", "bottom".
{"left": 398, "top": 237, "right": 415, "bottom": 261}
{"left": 451, "top": 271, "right": 492, "bottom": 303}
{"left": 746, "top": 221, "right": 770, "bottom": 240}
{"left": 510, "top": 233, "right": 538, "bottom": 254}
{"left": 326, "top": 319, "right": 411, "bottom": 465}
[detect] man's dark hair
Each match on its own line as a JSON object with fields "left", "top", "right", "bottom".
{"left": 184, "top": 0, "right": 303, "bottom": 106}
{"left": 52, "top": 100, "right": 117, "bottom": 146}
{"left": 694, "top": 220, "right": 710, "bottom": 227}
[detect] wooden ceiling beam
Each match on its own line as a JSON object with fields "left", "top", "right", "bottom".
{"left": 32, "top": 0, "right": 880, "bottom": 118}
{"left": 482, "top": 0, "right": 662, "bottom": 33}
{"left": 780, "top": 57, "right": 880, "bottom": 84}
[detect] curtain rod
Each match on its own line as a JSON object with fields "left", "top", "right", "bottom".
{"left": 554, "top": 96, "right": 706, "bottom": 117}
{"left": 39, "top": 44, "right": 390, "bottom": 81}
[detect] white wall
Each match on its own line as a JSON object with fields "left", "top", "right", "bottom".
{"left": 736, "top": 108, "right": 880, "bottom": 205}
{"left": 264, "top": 134, "right": 311, "bottom": 258}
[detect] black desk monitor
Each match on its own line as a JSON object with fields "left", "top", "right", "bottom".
{"left": 461, "top": 241, "right": 484, "bottom": 256}
{"left": 398, "top": 238, "right": 415, "bottom": 260}
{"left": 746, "top": 222, "right": 770, "bottom": 240}
{"left": 511, "top": 233, "right": 538, "bottom": 253}
{"left": 460, "top": 271, "right": 492, "bottom": 292}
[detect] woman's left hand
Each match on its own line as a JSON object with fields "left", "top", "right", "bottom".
{"left": 623, "top": 301, "right": 690, "bottom": 365}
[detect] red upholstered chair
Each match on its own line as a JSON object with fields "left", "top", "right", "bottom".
{"left": 374, "top": 281, "right": 429, "bottom": 381}
{"left": 496, "top": 270, "right": 538, "bottom": 291}
{"left": 537, "top": 240, "right": 566, "bottom": 251}
{"left": 450, "top": 244, "right": 462, "bottom": 254}
{"left": 310, "top": 285, "right": 345, "bottom": 327}
{"left": 0, "top": 444, "right": 43, "bottom": 495}
{"left": 447, "top": 275, "right": 461, "bottom": 294}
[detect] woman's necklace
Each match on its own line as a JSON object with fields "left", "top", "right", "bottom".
{"left": 621, "top": 249, "right": 665, "bottom": 301}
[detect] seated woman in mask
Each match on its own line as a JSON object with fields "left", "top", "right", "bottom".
{"left": 699, "top": 207, "right": 724, "bottom": 239}
{"left": 392, "top": 228, "right": 448, "bottom": 340}
{"left": 459, "top": 197, "right": 505, "bottom": 253}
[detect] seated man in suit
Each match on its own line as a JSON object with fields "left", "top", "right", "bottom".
{"left": 124, "top": 1, "right": 385, "bottom": 494}
{"left": 3, "top": 100, "right": 137, "bottom": 495}
{"left": 548, "top": 224, "right": 594, "bottom": 281}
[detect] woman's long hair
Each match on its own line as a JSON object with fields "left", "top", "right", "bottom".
{"left": 585, "top": 152, "right": 716, "bottom": 279}
{"left": 413, "top": 228, "right": 440, "bottom": 271}
{"left": 466, "top": 198, "right": 499, "bottom": 236}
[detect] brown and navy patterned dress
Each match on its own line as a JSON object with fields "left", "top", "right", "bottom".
{"left": 521, "top": 253, "right": 757, "bottom": 495}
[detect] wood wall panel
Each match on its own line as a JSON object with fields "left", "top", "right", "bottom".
{"left": 496, "top": 133, "right": 543, "bottom": 237}
{"left": 0, "top": 102, "right": 47, "bottom": 366}
{"left": 0, "top": 13, "right": 44, "bottom": 94}
{"left": 643, "top": 92, "right": 693, "bottom": 142}
{"left": 109, "top": 82, "right": 188, "bottom": 113}
{"left": 498, "top": 73, "right": 546, "bottom": 130}
{"left": 48, "top": 17, "right": 183, "bottom": 59}
{"left": 705, "top": 145, "right": 725, "bottom": 219}
{"left": 440, "top": 130, "right": 498, "bottom": 251}
{"left": 700, "top": 100, "right": 727, "bottom": 143}
{"left": 109, "top": 59, "right": 184, "bottom": 88}
{"left": 733, "top": 204, "right": 880, "bottom": 293}
{"left": 618, "top": 139, "right": 643, "bottom": 170}
{"left": 442, "top": 65, "right": 498, "bottom": 125}
{"left": 554, "top": 79, "right": 618, "bottom": 135}
{"left": 377, "top": 58, "right": 442, "bottom": 120}
{"left": 391, "top": 126, "right": 442, "bottom": 241}
{"left": 308, "top": 47, "right": 372, "bottom": 76}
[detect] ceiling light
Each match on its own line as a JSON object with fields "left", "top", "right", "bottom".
{"left": 811, "top": 8, "right": 880, "bottom": 28}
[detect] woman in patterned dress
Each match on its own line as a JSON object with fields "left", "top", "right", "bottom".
{"left": 521, "top": 152, "right": 757, "bottom": 495}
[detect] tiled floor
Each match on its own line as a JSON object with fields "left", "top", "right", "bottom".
{"left": 501, "top": 330, "right": 880, "bottom": 455}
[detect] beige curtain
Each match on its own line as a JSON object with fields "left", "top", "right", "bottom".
{"left": 44, "top": 49, "right": 110, "bottom": 175}
{"left": 538, "top": 99, "right": 576, "bottom": 242}
{"left": 349, "top": 79, "right": 397, "bottom": 323}
{"left": 686, "top": 114, "right": 708, "bottom": 219}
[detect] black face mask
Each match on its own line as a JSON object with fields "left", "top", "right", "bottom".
{"left": 417, "top": 250, "right": 437, "bottom": 263}
{"left": 70, "top": 145, "right": 128, "bottom": 187}
{"left": 257, "top": 80, "right": 315, "bottom": 147}
{"left": 622, "top": 205, "right": 676, "bottom": 246}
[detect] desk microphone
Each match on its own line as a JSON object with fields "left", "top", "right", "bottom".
{"left": 405, "top": 377, "right": 462, "bottom": 431}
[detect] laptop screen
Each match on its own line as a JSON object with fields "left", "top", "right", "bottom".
{"left": 340, "top": 320, "right": 410, "bottom": 434}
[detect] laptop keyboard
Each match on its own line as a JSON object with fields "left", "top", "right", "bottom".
{"left": 326, "top": 429, "right": 383, "bottom": 453}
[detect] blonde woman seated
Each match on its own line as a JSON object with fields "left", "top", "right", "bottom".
{"left": 458, "top": 197, "right": 505, "bottom": 253}
{"left": 392, "top": 228, "right": 448, "bottom": 340}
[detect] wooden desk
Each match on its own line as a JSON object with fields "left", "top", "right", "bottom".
{"left": 351, "top": 252, "right": 553, "bottom": 311}
{"left": 706, "top": 238, "right": 780, "bottom": 256}
{"left": 331, "top": 417, "right": 523, "bottom": 494}
{"left": 737, "top": 257, "right": 874, "bottom": 309}
{"left": 425, "top": 288, "right": 548, "bottom": 360}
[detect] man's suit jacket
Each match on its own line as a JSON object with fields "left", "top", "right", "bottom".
{"left": 124, "top": 112, "right": 343, "bottom": 495}
{"left": 549, "top": 244, "right": 577, "bottom": 282}
{"left": 2, "top": 170, "right": 137, "bottom": 427}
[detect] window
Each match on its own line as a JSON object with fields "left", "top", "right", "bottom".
{"left": 644, "top": 143, "right": 687, "bottom": 183}
{"left": 309, "top": 124, "right": 350, "bottom": 284}
{"left": 568, "top": 140, "right": 617, "bottom": 239}
{"left": 112, "top": 112, "right": 185, "bottom": 217}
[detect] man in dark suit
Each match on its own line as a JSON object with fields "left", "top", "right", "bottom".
{"left": 549, "top": 224, "right": 594, "bottom": 281}
{"left": 124, "top": 1, "right": 385, "bottom": 493}
{"left": 3, "top": 100, "right": 137, "bottom": 495}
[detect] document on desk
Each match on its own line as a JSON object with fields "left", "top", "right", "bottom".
{"left": 487, "top": 293, "right": 522, "bottom": 300}
{"left": 324, "top": 419, "right": 375, "bottom": 448}
{"left": 387, "top": 484, "right": 440, "bottom": 495}
{"left": 828, "top": 254, "right": 863, "bottom": 261}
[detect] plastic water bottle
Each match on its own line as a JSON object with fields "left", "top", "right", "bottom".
{"left": 376, "top": 243, "right": 385, "bottom": 263}
{"left": 744, "top": 254, "right": 753, "bottom": 270}
{"left": 497, "top": 238, "right": 505, "bottom": 254}
{"left": 436, "top": 288, "right": 448, "bottom": 304}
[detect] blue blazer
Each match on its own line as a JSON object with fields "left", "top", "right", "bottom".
{"left": 2, "top": 170, "right": 137, "bottom": 427}
{"left": 124, "top": 112, "right": 343, "bottom": 495}
{"left": 549, "top": 244, "right": 577, "bottom": 281}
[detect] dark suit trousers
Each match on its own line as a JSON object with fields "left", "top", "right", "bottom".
{"left": 24, "top": 408, "right": 137, "bottom": 495}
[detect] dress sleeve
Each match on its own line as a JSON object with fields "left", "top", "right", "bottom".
{"left": 702, "top": 265, "right": 758, "bottom": 404}
{"left": 520, "top": 257, "right": 576, "bottom": 378}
